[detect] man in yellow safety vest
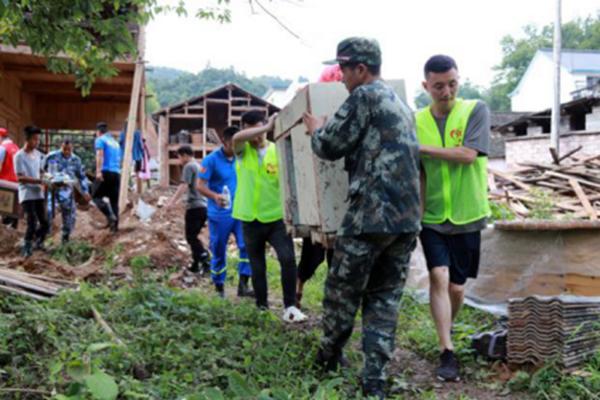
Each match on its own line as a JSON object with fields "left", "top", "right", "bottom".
{"left": 232, "top": 111, "right": 306, "bottom": 323}
{"left": 416, "top": 55, "right": 491, "bottom": 382}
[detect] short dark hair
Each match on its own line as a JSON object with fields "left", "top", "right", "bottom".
{"left": 241, "top": 111, "right": 266, "bottom": 126}
{"left": 424, "top": 55, "right": 458, "bottom": 78}
{"left": 24, "top": 125, "right": 41, "bottom": 140}
{"left": 177, "top": 145, "right": 193, "bottom": 156}
{"left": 62, "top": 139, "right": 72, "bottom": 145}
{"left": 222, "top": 126, "right": 240, "bottom": 141}
{"left": 340, "top": 62, "right": 380, "bottom": 76}
{"left": 96, "top": 121, "right": 108, "bottom": 133}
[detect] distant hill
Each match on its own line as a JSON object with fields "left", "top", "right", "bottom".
{"left": 147, "top": 66, "right": 294, "bottom": 108}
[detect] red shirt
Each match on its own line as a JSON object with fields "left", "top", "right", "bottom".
{"left": 0, "top": 139, "right": 19, "bottom": 182}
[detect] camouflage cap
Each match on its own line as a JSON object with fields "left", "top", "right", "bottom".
{"left": 324, "top": 37, "right": 382, "bottom": 66}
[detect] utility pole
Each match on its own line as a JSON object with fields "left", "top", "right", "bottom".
{"left": 550, "top": 0, "right": 561, "bottom": 164}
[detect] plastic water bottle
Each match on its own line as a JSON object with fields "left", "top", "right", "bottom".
{"left": 222, "top": 185, "right": 231, "bottom": 209}
{"left": 49, "top": 159, "right": 58, "bottom": 176}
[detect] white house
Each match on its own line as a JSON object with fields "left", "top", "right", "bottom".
{"left": 263, "top": 78, "right": 309, "bottom": 108}
{"left": 510, "top": 49, "right": 600, "bottom": 112}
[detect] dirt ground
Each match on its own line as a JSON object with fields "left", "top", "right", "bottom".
{"left": 0, "top": 186, "right": 208, "bottom": 285}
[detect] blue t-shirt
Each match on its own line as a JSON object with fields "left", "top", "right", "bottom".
{"left": 199, "top": 147, "right": 237, "bottom": 218}
{"left": 95, "top": 133, "right": 122, "bottom": 173}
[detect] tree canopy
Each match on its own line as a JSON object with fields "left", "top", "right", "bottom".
{"left": 413, "top": 79, "right": 486, "bottom": 109}
{"left": 147, "top": 66, "right": 293, "bottom": 109}
{"left": 488, "top": 12, "right": 600, "bottom": 111}
{"left": 0, "top": 1, "right": 231, "bottom": 95}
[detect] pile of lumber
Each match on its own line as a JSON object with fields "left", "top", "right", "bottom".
{"left": 0, "top": 268, "right": 77, "bottom": 300}
{"left": 489, "top": 153, "right": 600, "bottom": 221}
{"left": 508, "top": 296, "right": 600, "bottom": 368}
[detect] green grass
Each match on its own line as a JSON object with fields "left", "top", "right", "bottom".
{"left": 1, "top": 251, "right": 599, "bottom": 399}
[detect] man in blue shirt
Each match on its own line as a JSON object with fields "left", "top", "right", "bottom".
{"left": 43, "top": 139, "right": 90, "bottom": 244}
{"left": 198, "top": 126, "right": 253, "bottom": 298}
{"left": 92, "top": 121, "right": 122, "bottom": 233}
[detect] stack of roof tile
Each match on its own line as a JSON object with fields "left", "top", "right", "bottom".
{"left": 508, "top": 296, "right": 600, "bottom": 368}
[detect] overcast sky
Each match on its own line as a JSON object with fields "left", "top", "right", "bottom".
{"left": 146, "top": 0, "right": 599, "bottom": 100}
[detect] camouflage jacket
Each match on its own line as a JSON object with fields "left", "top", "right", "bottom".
{"left": 312, "top": 79, "right": 421, "bottom": 236}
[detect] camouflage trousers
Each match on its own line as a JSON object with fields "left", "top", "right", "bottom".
{"left": 320, "top": 232, "right": 417, "bottom": 384}
{"left": 47, "top": 188, "right": 77, "bottom": 237}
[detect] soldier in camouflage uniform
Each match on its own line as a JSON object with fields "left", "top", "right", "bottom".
{"left": 303, "top": 37, "right": 421, "bottom": 399}
{"left": 44, "top": 140, "right": 90, "bottom": 244}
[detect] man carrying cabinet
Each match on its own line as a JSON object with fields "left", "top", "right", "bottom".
{"left": 417, "top": 55, "right": 491, "bottom": 382}
{"left": 303, "top": 37, "right": 421, "bottom": 399}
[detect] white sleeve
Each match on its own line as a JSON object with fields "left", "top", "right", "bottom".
{"left": 0, "top": 147, "right": 5, "bottom": 166}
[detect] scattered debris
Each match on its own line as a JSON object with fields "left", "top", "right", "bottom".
{"left": 0, "top": 268, "right": 77, "bottom": 300}
{"left": 490, "top": 153, "right": 600, "bottom": 220}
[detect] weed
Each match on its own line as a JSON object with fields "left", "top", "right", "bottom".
{"left": 528, "top": 189, "right": 555, "bottom": 220}
{"left": 51, "top": 241, "right": 95, "bottom": 266}
{"left": 490, "top": 200, "right": 516, "bottom": 222}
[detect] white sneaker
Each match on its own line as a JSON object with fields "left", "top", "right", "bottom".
{"left": 282, "top": 306, "right": 307, "bottom": 323}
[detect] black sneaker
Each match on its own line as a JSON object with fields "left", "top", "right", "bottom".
{"left": 215, "top": 284, "right": 225, "bottom": 298}
{"left": 188, "top": 262, "right": 200, "bottom": 274}
{"left": 61, "top": 233, "right": 70, "bottom": 245}
{"left": 109, "top": 219, "right": 118, "bottom": 233}
{"left": 199, "top": 252, "right": 211, "bottom": 276}
{"left": 237, "top": 275, "right": 255, "bottom": 298}
{"left": 436, "top": 349, "right": 460, "bottom": 382}
{"left": 21, "top": 241, "right": 33, "bottom": 258}
{"left": 362, "top": 379, "right": 385, "bottom": 400}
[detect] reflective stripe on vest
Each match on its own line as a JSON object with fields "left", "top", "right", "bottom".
{"left": 0, "top": 140, "right": 19, "bottom": 182}
{"left": 232, "top": 142, "right": 282, "bottom": 223}
{"left": 416, "top": 99, "right": 490, "bottom": 225}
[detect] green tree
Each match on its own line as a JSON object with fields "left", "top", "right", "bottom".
{"left": 0, "top": 1, "right": 232, "bottom": 95}
{"left": 145, "top": 81, "right": 161, "bottom": 114}
{"left": 488, "top": 12, "right": 600, "bottom": 111}
{"left": 413, "top": 79, "right": 485, "bottom": 109}
{"left": 148, "top": 65, "right": 291, "bottom": 108}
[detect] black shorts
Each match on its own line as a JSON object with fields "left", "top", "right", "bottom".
{"left": 419, "top": 227, "right": 481, "bottom": 285}
{"left": 135, "top": 160, "right": 142, "bottom": 173}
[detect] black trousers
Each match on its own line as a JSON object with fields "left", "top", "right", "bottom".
{"left": 298, "top": 237, "right": 334, "bottom": 283}
{"left": 92, "top": 171, "right": 120, "bottom": 224}
{"left": 21, "top": 199, "right": 49, "bottom": 243}
{"left": 185, "top": 207, "right": 208, "bottom": 266}
{"left": 242, "top": 219, "right": 297, "bottom": 309}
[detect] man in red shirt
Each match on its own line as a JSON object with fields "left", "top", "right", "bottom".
{"left": 0, "top": 127, "right": 19, "bottom": 228}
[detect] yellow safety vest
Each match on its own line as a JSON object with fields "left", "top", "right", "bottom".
{"left": 416, "top": 99, "right": 490, "bottom": 225}
{"left": 232, "top": 142, "right": 282, "bottom": 223}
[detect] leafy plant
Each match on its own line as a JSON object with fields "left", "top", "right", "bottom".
{"left": 52, "top": 241, "right": 95, "bottom": 266}
{"left": 528, "top": 189, "right": 555, "bottom": 220}
{"left": 490, "top": 200, "right": 516, "bottom": 222}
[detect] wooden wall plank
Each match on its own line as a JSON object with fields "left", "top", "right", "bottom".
{"left": 158, "top": 115, "right": 169, "bottom": 187}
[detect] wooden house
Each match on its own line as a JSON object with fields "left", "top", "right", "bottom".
{"left": 152, "top": 83, "right": 279, "bottom": 185}
{"left": 0, "top": 34, "right": 144, "bottom": 150}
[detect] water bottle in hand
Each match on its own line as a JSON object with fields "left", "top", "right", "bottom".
{"left": 222, "top": 185, "right": 231, "bottom": 209}
{"left": 49, "top": 160, "right": 58, "bottom": 176}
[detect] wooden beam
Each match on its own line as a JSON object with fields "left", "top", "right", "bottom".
{"left": 7, "top": 70, "right": 133, "bottom": 85}
{"left": 569, "top": 179, "right": 598, "bottom": 221}
{"left": 489, "top": 169, "right": 531, "bottom": 191}
{"left": 546, "top": 171, "right": 600, "bottom": 190}
{"left": 168, "top": 114, "right": 205, "bottom": 119}
{"left": 205, "top": 98, "right": 230, "bottom": 104}
{"left": 118, "top": 25, "right": 145, "bottom": 213}
{"left": 158, "top": 114, "right": 169, "bottom": 187}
